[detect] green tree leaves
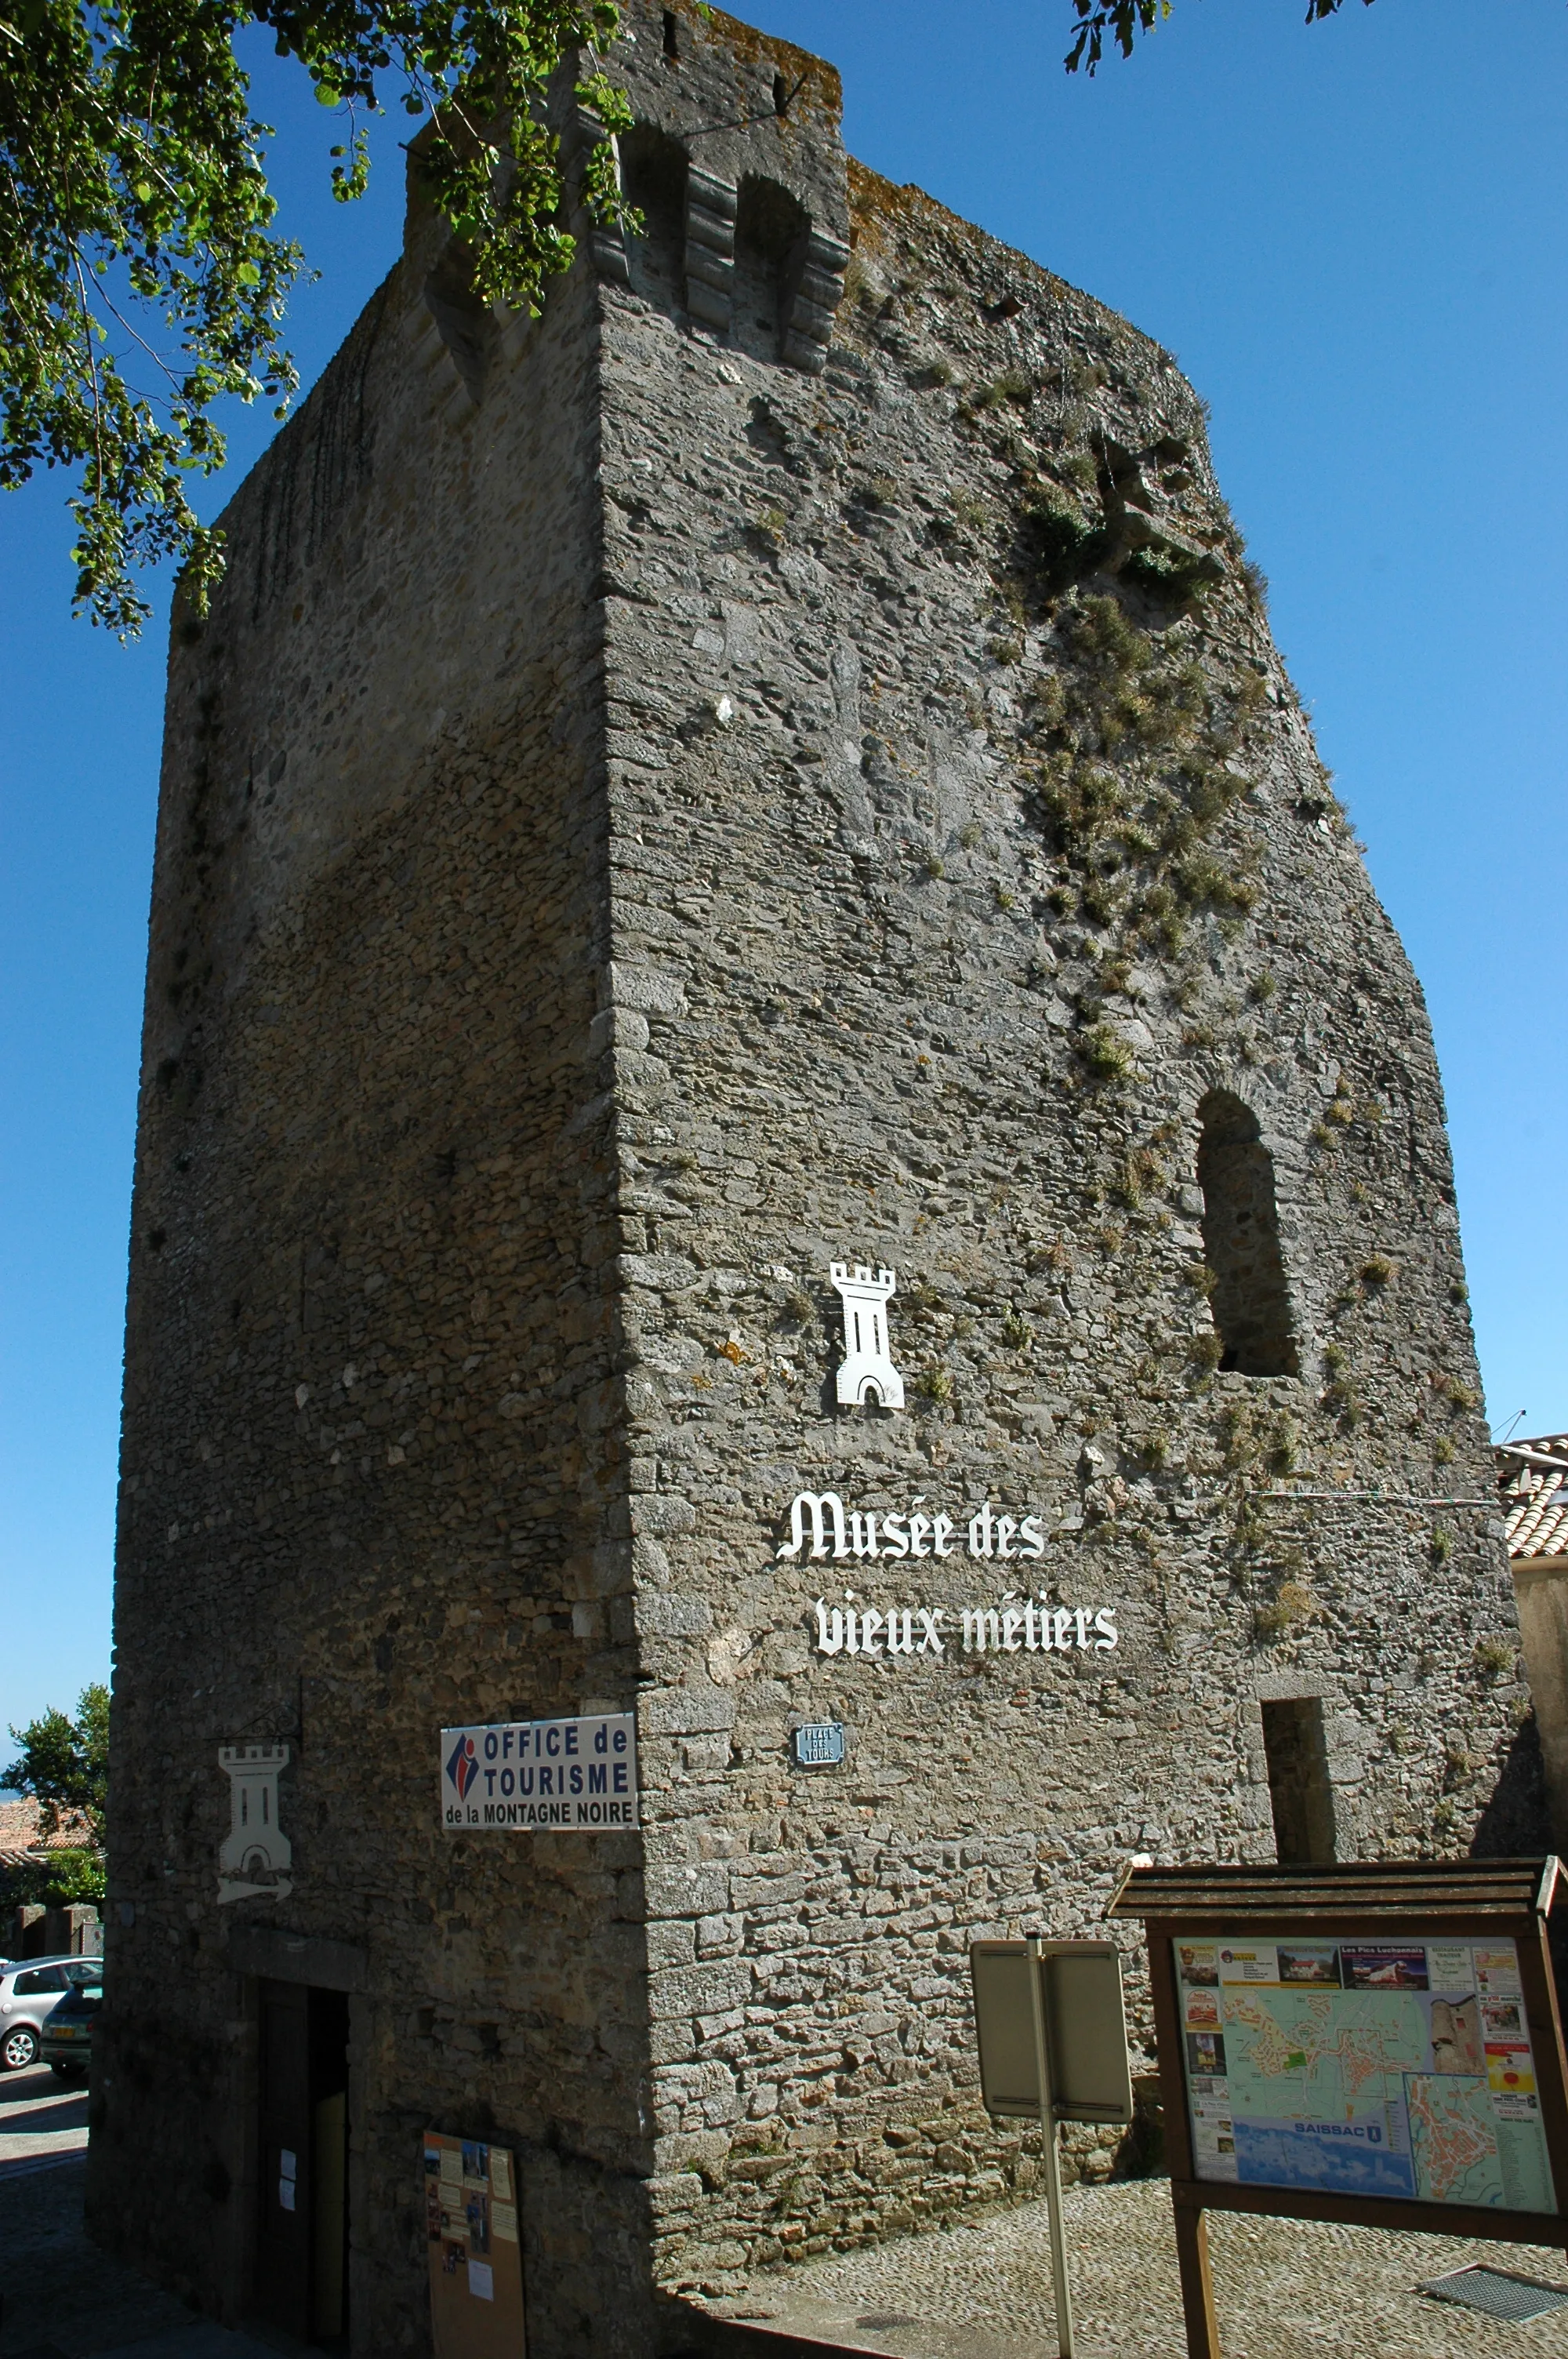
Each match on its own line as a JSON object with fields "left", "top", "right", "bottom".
{"left": 1065, "top": 0, "right": 1371, "bottom": 76}
{"left": 1065, "top": 0, "right": 1172, "bottom": 72}
{"left": 3, "top": 1681, "right": 110, "bottom": 1847}
{"left": 0, "top": 1845, "right": 107, "bottom": 1911}
{"left": 0, "top": 0, "right": 631, "bottom": 633}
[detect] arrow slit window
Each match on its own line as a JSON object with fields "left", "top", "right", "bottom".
{"left": 1196, "top": 1091, "right": 1298, "bottom": 1379}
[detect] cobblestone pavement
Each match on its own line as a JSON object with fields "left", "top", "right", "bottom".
{"left": 714, "top": 2179, "right": 1568, "bottom": 2359}
{"left": 0, "top": 2158, "right": 299, "bottom": 2359}
{"left": 8, "top": 2144, "right": 1568, "bottom": 2357}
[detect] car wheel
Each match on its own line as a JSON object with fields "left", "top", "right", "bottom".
{"left": 1, "top": 2023, "right": 38, "bottom": 2070}
{"left": 49, "top": 2061, "right": 87, "bottom": 2084}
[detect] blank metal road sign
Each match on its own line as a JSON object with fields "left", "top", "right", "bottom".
{"left": 971, "top": 1939, "right": 1134, "bottom": 2125}
{"left": 970, "top": 1939, "right": 1134, "bottom": 2359}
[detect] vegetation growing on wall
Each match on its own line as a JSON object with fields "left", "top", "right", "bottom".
{"left": 1003, "top": 584, "right": 1272, "bottom": 1082}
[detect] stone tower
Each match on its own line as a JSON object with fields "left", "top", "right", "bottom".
{"left": 93, "top": 5, "right": 1534, "bottom": 2352}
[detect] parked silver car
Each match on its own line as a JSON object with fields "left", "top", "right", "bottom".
{"left": 0, "top": 1955, "right": 102, "bottom": 2071}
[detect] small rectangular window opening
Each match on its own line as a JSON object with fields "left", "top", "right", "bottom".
{"left": 662, "top": 9, "right": 679, "bottom": 59}
{"left": 1261, "top": 1697, "right": 1337, "bottom": 1866}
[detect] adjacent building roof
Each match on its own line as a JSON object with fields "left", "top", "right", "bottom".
{"left": 1498, "top": 1433, "right": 1568, "bottom": 1565}
{"left": 0, "top": 1796, "right": 93, "bottom": 1873}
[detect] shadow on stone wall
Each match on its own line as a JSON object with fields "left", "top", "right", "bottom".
{"left": 1469, "top": 1707, "right": 1551, "bottom": 1859}
{"left": 1467, "top": 1710, "right": 1568, "bottom": 2012}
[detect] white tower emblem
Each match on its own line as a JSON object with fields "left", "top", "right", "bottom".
{"left": 830, "top": 1262, "right": 905, "bottom": 1410}
{"left": 216, "top": 1743, "right": 294, "bottom": 1904}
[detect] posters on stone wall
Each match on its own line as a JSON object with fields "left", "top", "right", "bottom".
{"left": 424, "top": 2132, "right": 524, "bottom": 2356}
{"left": 1178, "top": 1933, "right": 1556, "bottom": 2212}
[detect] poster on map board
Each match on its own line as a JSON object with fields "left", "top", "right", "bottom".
{"left": 1177, "top": 1933, "right": 1557, "bottom": 2213}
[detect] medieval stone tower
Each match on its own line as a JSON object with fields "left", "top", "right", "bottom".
{"left": 93, "top": 5, "right": 1534, "bottom": 2352}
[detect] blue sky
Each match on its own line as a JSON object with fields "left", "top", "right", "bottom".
{"left": 2, "top": 0, "right": 1564, "bottom": 1739}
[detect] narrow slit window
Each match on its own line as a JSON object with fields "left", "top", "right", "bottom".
{"left": 732, "top": 173, "right": 808, "bottom": 360}
{"left": 1196, "top": 1089, "right": 1298, "bottom": 1377}
{"left": 1261, "top": 1698, "right": 1336, "bottom": 1866}
{"left": 619, "top": 127, "right": 689, "bottom": 313}
{"left": 662, "top": 9, "right": 679, "bottom": 59}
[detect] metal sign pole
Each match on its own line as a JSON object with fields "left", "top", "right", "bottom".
{"left": 1027, "top": 1935, "right": 1075, "bottom": 2359}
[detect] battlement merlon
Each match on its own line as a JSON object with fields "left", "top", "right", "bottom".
{"left": 830, "top": 1263, "right": 897, "bottom": 1301}
{"left": 401, "top": 0, "right": 848, "bottom": 271}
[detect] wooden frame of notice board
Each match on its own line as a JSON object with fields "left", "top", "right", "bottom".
{"left": 423, "top": 2130, "right": 525, "bottom": 2359}
{"left": 1109, "top": 1859, "right": 1568, "bottom": 2359}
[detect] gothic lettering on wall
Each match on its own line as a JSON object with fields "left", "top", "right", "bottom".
{"left": 776, "top": 1491, "right": 1120, "bottom": 1659}
{"left": 810, "top": 1597, "right": 1119, "bottom": 1657}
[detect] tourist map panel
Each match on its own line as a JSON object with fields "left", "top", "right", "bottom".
{"left": 1178, "top": 1934, "right": 1556, "bottom": 2212}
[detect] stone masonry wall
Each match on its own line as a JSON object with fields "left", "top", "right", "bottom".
{"left": 93, "top": 184, "right": 661, "bottom": 2358}
{"left": 97, "top": 2, "right": 1532, "bottom": 2351}
{"left": 589, "top": 4, "right": 1529, "bottom": 2301}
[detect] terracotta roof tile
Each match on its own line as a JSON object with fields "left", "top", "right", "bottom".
{"left": 0, "top": 1796, "right": 93, "bottom": 1859}
{"left": 1497, "top": 1433, "right": 1568, "bottom": 1563}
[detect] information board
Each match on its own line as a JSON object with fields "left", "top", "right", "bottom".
{"left": 1177, "top": 1932, "right": 1556, "bottom": 2214}
{"left": 440, "top": 1713, "right": 639, "bottom": 1831}
{"left": 1112, "top": 1860, "right": 1568, "bottom": 2359}
{"left": 424, "top": 2130, "right": 525, "bottom": 2358}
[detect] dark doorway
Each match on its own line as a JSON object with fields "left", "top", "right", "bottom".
{"left": 1261, "top": 1698, "right": 1337, "bottom": 1866}
{"left": 254, "top": 1980, "right": 350, "bottom": 2347}
{"left": 1196, "top": 1090, "right": 1298, "bottom": 1378}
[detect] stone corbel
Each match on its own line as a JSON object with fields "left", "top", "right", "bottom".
{"left": 403, "top": 288, "right": 482, "bottom": 428}
{"left": 1094, "top": 434, "right": 1225, "bottom": 583}
{"left": 782, "top": 227, "right": 851, "bottom": 374}
{"left": 685, "top": 169, "right": 738, "bottom": 332}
